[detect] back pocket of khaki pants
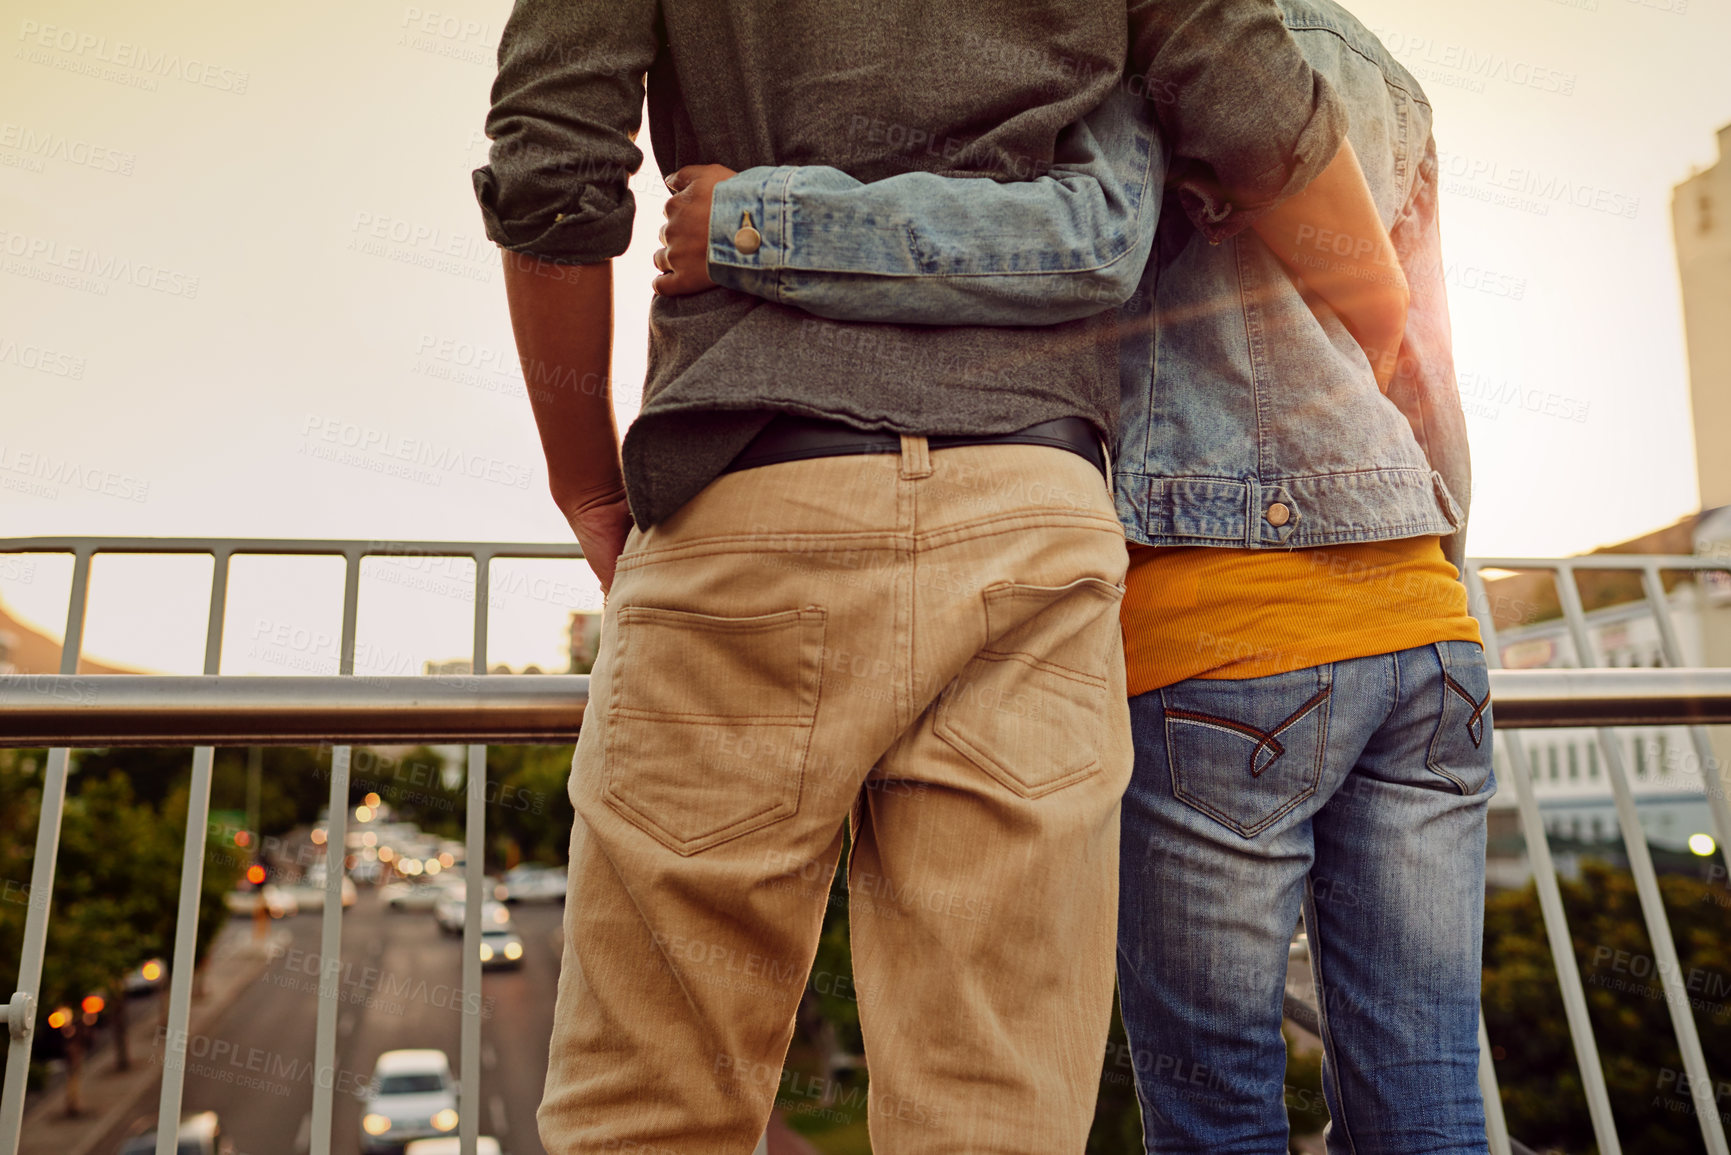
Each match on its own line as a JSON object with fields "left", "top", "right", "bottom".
{"left": 936, "top": 578, "right": 1124, "bottom": 798}
{"left": 603, "top": 605, "right": 826, "bottom": 856}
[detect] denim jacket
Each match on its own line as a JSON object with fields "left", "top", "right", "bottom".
{"left": 707, "top": 0, "right": 1471, "bottom": 569}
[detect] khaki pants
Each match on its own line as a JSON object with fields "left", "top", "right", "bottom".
{"left": 539, "top": 438, "right": 1132, "bottom": 1154}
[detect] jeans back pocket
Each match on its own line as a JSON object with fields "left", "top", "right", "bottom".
{"left": 1426, "top": 640, "right": 1494, "bottom": 795}
{"left": 1161, "top": 666, "right": 1332, "bottom": 837}
{"left": 603, "top": 605, "right": 826, "bottom": 855}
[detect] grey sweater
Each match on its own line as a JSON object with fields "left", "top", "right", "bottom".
{"left": 475, "top": 0, "right": 1345, "bottom": 527}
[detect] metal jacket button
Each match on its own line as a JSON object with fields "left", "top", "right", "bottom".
{"left": 1266, "top": 502, "right": 1291, "bottom": 527}
{"left": 734, "top": 210, "right": 762, "bottom": 255}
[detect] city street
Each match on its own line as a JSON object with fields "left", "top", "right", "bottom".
{"left": 89, "top": 893, "right": 564, "bottom": 1155}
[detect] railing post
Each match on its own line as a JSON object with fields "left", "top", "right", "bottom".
{"left": 309, "top": 554, "right": 362, "bottom": 1155}
{"left": 155, "top": 551, "right": 231, "bottom": 1155}
{"left": 460, "top": 553, "right": 491, "bottom": 1155}
{"left": 1477, "top": 1015, "right": 1511, "bottom": 1155}
{"left": 1554, "top": 567, "right": 1730, "bottom": 1155}
{"left": 0, "top": 550, "right": 91, "bottom": 1155}
{"left": 1468, "top": 566, "right": 1623, "bottom": 1155}
{"left": 1640, "top": 564, "right": 1731, "bottom": 878}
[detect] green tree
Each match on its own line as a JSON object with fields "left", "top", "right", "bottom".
{"left": 0, "top": 752, "right": 240, "bottom": 1114}
{"left": 1483, "top": 861, "right": 1731, "bottom": 1154}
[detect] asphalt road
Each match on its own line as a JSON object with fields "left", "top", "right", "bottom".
{"left": 93, "top": 891, "right": 565, "bottom": 1155}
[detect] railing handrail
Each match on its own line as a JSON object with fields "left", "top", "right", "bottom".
{"left": 1, "top": 668, "right": 1730, "bottom": 747}
{"left": 0, "top": 674, "right": 589, "bottom": 746}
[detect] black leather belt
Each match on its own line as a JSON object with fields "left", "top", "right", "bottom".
{"left": 722, "top": 415, "right": 1107, "bottom": 480}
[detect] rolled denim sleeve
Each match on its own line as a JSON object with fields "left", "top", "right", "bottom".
{"left": 705, "top": 89, "right": 1163, "bottom": 327}
{"left": 1129, "top": 0, "right": 1346, "bottom": 242}
{"left": 472, "top": 0, "right": 659, "bottom": 265}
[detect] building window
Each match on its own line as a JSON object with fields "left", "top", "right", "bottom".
{"left": 1658, "top": 733, "right": 1671, "bottom": 776}
{"left": 1549, "top": 747, "right": 1560, "bottom": 781}
{"left": 1589, "top": 744, "right": 1599, "bottom": 780}
{"left": 1635, "top": 738, "right": 1648, "bottom": 778}
{"left": 1591, "top": 815, "right": 1604, "bottom": 840}
{"left": 1569, "top": 746, "right": 1580, "bottom": 780}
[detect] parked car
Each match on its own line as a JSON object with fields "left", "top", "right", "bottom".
{"left": 117, "top": 1111, "right": 233, "bottom": 1155}
{"left": 381, "top": 877, "right": 458, "bottom": 912}
{"left": 500, "top": 864, "right": 567, "bottom": 904}
{"left": 359, "top": 1050, "right": 460, "bottom": 1153}
{"left": 404, "top": 1140, "right": 501, "bottom": 1155}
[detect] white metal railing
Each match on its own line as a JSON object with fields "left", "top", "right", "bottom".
{"left": 1465, "top": 553, "right": 1731, "bottom": 1155}
{"left": 0, "top": 538, "right": 1727, "bottom": 1155}
{"left": 0, "top": 537, "right": 586, "bottom": 1155}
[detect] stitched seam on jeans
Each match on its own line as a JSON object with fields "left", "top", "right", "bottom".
{"left": 612, "top": 708, "right": 811, "bottom": 723}
{"left": 1441, "top": 672, "right": 1489, "bottom": 748}
{"left": 1167, "top": 687, "right": 1330, "bottom": 780}
{"left": 974, "top": 649, "right": 1109, "bottom": 689}
{"left": 616, "top": 531, "right": 908, "bottom": 569}
{"left": 1302, "top": 881, "right": 1362, "bottom": 1155}
{"left": 912, "top": 509, "right": 1123, "bottom": 550}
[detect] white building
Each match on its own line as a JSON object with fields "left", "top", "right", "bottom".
{"left": 1482, "top": 507, "right": 1731, "bottom": 858}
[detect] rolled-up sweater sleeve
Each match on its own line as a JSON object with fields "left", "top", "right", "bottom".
{"left": 1129, "top": 0, "right": 1346, "bottom": 241}
{"left": 472, "top": 0, "right": 660, "bottom": 265}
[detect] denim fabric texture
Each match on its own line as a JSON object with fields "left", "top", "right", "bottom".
{"left": 708, "top": 0, "right": 1472, "bottom": 569}
{"left": 1119, "top": 641, "right": 1494, "bottom": 1153}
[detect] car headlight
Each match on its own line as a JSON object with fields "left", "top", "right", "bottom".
{"left": 479, "top": 943, "right": 493, "bottom": 961}
{"left": 431, "top": 1109, "right": 458, "bottom": 1132}
{"left": 504, "top": 941, "right": 523, "bottom": 960}
{"left": 361, "top": 1113, "right": 393, "bottom": 1136}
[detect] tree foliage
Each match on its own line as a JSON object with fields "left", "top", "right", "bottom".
{"left": 1483, "top": 861, "right": 1731, "bottom": 1155}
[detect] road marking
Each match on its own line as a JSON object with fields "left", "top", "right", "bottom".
{"left": 294, "top": 1111, "right": 311, "bottom": 1153}
{"left": 490, "top": 1093, "right": 508, "bottom": 1135}
{"left": 482, "top": 1042, "right": 497, "bottom": 1070}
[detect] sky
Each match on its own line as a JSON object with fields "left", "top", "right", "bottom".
{"left": 2, "top": 0, "right": 1729, "bottom": 674}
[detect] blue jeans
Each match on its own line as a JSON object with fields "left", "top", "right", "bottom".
{"left": 1118, "top": 641, "right": 1494, "bottom": 1154}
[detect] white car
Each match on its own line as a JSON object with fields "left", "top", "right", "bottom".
{"left": 403, "top": 1140, "right": 501, "bottom": 1155}
{"left": 381, "top": 880, "right": 453, "bottom": 911}
{"left": 436, "top": 894, "right": 510, "bottom": 936}
{"left": 500, "top": 864, "right": 567, "bottom": 904}
{"left": 291, "top": 872, "right": 357, "bottom": 912}
{"left": 360, "top": 1050, "right": 460, "bottom": 1153}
